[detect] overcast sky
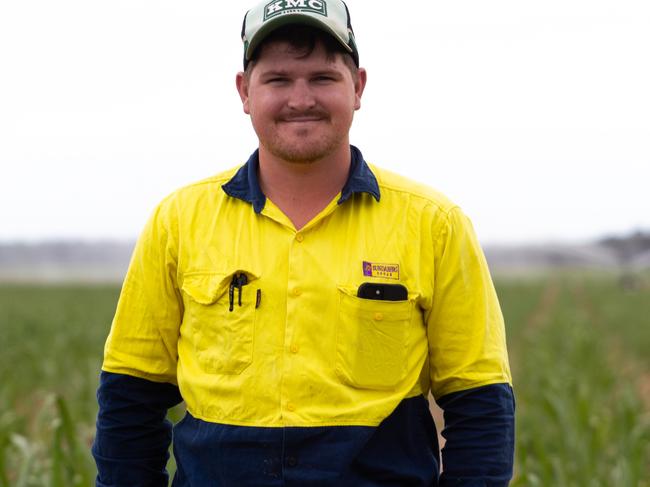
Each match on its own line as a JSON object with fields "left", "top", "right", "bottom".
{"left": 1, "top": 0, "right": 648, "bottom": 245}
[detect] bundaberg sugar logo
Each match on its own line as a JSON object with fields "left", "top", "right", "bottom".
{"left": 362, "top": 261, "right": 400, "bottom": 280}
{"left": 264, "top": 0, "right": 328, "bottom": 21}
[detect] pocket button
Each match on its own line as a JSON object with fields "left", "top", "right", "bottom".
{"left": 373, "top": 312, "right": 384, "bottom": 321}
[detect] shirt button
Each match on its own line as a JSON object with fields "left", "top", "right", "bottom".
{"left": 290, "top": 344, "right": 299, "bottom": 354}
{"left": 286, "top": 456, "right": 298, "bottom": 467}
{"left": 292, "top": 288, "right": 302, "bottom": 297}
{"left": 287, "top": 403, "right": 296, "bottom": 412}
{"left": 295, "top": 233, "right": 304, "bottom": 242}
{"left": 374, "top": 312, "right": 384, "bottom": 321}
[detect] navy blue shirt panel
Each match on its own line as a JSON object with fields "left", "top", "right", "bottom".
{"left": 438, "top": 383, "right": 516, "bottom": 487}
{"left": 92, "top": 371, "right": 183, "bottom": 487}
{"left": 172, "top": 395, "right": 438, "bottom": 487}
{"left": 93, "top": 372, "right": 514, "bottom": 486}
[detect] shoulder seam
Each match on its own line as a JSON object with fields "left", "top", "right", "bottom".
{"left": 177, "top": 173, "right": 234, "bottom": 191}
{"left": 157, "top": 170, "right": 239, "bottom": 205}
{"left": 379, "top": 181, "right": 459, "bottom": 216}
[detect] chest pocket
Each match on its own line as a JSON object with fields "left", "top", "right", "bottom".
{"left": 335, "top": 286, "right": 414, "bottom": 390}
{"left": 182, "top": 270, "right": 259, "bottom": 375}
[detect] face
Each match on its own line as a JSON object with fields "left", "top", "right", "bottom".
{"left": 236, "top": 40, "right": 366, "bottom": 164}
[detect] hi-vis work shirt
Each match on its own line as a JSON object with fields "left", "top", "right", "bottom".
{"left": 93, "top": 146, "right": 515, "bottom": 487}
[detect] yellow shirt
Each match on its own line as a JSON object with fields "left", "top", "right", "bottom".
{"left": 103, "top": 151, "right": 511, "bottom": 428}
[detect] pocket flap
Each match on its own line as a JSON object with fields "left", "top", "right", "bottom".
{"left": 183, "top": 270, "right": 260, "bottom": 305}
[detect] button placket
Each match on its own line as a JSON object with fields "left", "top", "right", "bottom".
{"left": 282, "top": 229, "right": 307, "bottom": 421}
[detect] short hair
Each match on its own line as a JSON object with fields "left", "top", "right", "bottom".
{"left": 244, "top": 24, "right": 358, "bottom": 79}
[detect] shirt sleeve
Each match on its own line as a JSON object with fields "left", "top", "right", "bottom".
{"left": 93, "top": 197, "right": 184, "bottom": 485}
{"left": 427, "top": 206, "right": 512, "bottom": 398}
{"left": 437, "top": 383, "right": 515, "bottom": 486}
{"left": 102, "top": 196, "right": 183, "bottom": 383}
{"left": 92, "top": 371, "right": 183, "bottom": 487}
{"left": 426, "top": 207, "right": 515, "bottom": 484}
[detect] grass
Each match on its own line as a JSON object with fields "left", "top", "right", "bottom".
{"left": 1, "top": 274, "right": 649, "bottom": 485}
{"left": 495, "top": 273, "right": 650, "bottom": 486}
{"left": 0, "top": 285, "right": 118, "bottom": 487}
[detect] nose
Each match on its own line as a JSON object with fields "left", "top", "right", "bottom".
{"left": 287, "top": 79, "right": 316, "bottom": 111}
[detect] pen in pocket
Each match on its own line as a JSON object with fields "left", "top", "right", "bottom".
{"left": 228, "top": 273, "right": 248, "bottom": 312}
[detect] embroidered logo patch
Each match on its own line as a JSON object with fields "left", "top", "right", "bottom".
{"left": 264, "top": 0, "right": 327, "bottom": 21}
{"left": 362, "top": 261, "right": 400, "bottom": 280}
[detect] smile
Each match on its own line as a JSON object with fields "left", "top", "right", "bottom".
{"left": 280, "top": 117, "right": 325, "bottom": 122}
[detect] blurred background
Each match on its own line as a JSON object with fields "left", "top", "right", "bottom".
{"left": 1, "top": 0, "right": 649, "bottom": 485}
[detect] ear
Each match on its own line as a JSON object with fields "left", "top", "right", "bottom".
{"left": 353, "top": 68, "right": 367, "bottom": 111}
{"left": 236, "top": 72, "right": 251, "bottom": 115}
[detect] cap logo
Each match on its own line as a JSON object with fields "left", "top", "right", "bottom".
{"left": 264, "top": 0, "right": 327, "bottom": 21}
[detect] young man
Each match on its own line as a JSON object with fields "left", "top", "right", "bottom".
{"left": 92, "top": 1, "right": 515, "bottom": 486}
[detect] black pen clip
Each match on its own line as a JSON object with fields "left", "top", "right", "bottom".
{"left": 229, "top": 273, "right": 248, "bottom": 312}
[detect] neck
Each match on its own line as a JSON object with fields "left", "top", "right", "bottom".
{"left": 257, "top": 143, "right": 352, "bottom": 229}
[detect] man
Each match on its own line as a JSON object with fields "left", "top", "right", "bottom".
{"left": 92, "top": 1, "right": 515, "bottom": 486}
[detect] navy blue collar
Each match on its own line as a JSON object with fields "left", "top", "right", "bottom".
{"left": 222, "top": 145, "right": 381, "bottom": 214}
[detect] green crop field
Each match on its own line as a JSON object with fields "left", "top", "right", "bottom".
{"left": 1, "top": 274, "right": 649, "bottom": 486}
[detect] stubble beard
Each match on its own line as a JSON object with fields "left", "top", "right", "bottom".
{"left": 261, "top": 116, "right": 351, "bottom": 165}
{"left": 266, "top": 133, "right": 337, "bottom": 164}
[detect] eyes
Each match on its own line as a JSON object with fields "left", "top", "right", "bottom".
{"left": 314, "top": 75, "right": 338, "bottom": 83}
{"left": 265, "top": 77, "right": 289, "bottom": 85}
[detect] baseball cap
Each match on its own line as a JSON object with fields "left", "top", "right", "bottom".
{"left": 241, "top": 0, "right": 359, "bottom": 69}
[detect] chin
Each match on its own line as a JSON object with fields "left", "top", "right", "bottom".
{"left": 271, "top": 148, "right": 328, "bottom": 164}
{"left": 265, "top": 136, "right": 342, "bottom": 164}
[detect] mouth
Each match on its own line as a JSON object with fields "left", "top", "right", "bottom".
{"left": 279, "top": 111, "right": 329, "bottom": 123}
{"left": 280, "top": 117, "right": 326, "bottom": 123}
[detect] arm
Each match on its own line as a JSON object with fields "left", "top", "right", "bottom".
{"left": 92, "top": 372, "right": 183, "bottom": 487}
{"left": 426, "top": 207, "right": 515, "bottom": 485}
{"left": 92, "top": 196, "right": 184, "bottom": 486}
{"left": 437, "top": 383, "right": 515, "bottom": 486}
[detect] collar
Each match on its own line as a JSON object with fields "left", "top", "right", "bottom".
{"left": 221, "top": 145, "right": 381, "bottom": 214}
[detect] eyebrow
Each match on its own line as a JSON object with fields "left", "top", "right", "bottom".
{"left": 312, "top": 69, "right": 343, "bottom": 77}
{"left": 259, "top": 70, "right": 290, "bottom": 78}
